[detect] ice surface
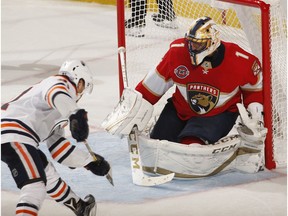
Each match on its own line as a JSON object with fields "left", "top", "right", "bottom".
{"left": 1, "top": 0, "right": 287, "bottom": 216}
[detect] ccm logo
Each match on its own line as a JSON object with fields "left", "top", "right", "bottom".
{"left": 212, "top": 135, "right": 239, "bottom": 154}
{"left": 212, "top": 143, "right": 237, "bottom": 154}
{"left": 130, "top": 144, "right": 140, "bottom": 169}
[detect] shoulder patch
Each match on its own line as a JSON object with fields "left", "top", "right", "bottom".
{"left": 251, "top": 60, "right": 261, "bottom": 76}
{"left": 174, "top": 65, "right": 189, "bottom": 79}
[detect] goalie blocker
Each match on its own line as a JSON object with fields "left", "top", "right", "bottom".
{"left": 101, "top": 88, "right": 153, "bottom": 135}
{"left": 101, "top": 88, "right": 174, "bottom": 186}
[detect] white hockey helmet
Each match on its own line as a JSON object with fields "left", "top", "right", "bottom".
{"left": 185, "top": 16, "right": 220, "bottom": 66}
{"left": 59, "top": 60, "right": 94, "bottom": 94}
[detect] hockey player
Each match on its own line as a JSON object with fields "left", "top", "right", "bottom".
{"left": 1, "top": 60, "right": 110, "bottom": 216}
{"left": 102, "top": 16, "right": 267, "bottom": 178}
{"left": 135, "top": 16, "right": 264, "bottom": 145}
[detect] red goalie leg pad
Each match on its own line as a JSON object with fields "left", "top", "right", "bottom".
{"left": 180, "top": 136, "right": 204, "bottom": 145}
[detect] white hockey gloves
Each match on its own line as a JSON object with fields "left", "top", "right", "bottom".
{"left": 101, "top": 88, "right": 153, "bottom": 135}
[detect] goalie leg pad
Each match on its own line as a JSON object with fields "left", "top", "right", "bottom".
{"left": 128, "top": 126, "right": 175, "bottom": 186}
{"left": 235, "top": 150, "right": 264, "bottom": 173}
{"left": 101, "top": 88, "right": 153, "bottom": 135}
{"left": 139, "top": 135, "right": 242, "bottom": 178}
{"left": 139, "top": 133, "right": 265, "bottom": 178}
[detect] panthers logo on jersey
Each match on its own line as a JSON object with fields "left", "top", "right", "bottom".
{"left": 187, "top": 83, "right": 219, "bottom": 114}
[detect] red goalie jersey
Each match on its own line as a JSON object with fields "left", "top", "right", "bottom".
{"left": 136, "top": 40, "right": 263, "bottom": 120}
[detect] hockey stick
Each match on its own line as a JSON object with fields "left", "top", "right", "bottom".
{"left": 128, "top": 125, "right": 175, "bottom": 186}
{"left": 118, "top": 46, "right": 175, "bottom": 186}
{"left": 84, "top": 140, "right": 114, "bottom": 186}
{"left": 47, "top": 120, "right": 114, "bottom": 186}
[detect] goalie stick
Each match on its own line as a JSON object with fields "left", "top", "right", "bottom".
{"left": 118, "top": 46, "right": 175, "bottom": 186}
{"left": 128, "top": 125, "right": 175, "bottom": 186}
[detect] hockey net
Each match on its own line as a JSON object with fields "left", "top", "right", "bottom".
{"left": 117, "top": 0, "right": 287, "bottom": 169}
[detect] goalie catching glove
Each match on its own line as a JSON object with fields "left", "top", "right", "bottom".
{"left": 85, "top": 153, "right": 111, "bottom": 176}
{"left": 236, "top": 103, "right": 267, "bottom": 148}
{"left": 69, "top": 109, "right": 89, "bottom": 142}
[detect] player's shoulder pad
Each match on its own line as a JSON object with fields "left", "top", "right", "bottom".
{"left": 44, "top": 75, "right": 77, "bottom": 107}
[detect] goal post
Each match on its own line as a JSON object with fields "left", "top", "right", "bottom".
{"left": 116, "top": 0, "right": 287, "bottom": 169}
{"left": 117, "top": 0, "right": 126, "bottom": 95}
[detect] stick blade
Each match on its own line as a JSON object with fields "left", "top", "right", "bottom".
{"left": 106, "top": 169, "right": 114, "bottom": 186}
{"left": 133, "top": 173, "right": 175, "bottom": 187}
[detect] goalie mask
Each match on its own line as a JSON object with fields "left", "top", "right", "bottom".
{"left": 185, "top": 16, "right": 220, "bottom": 66}
{"left": 59, "top": 60, "right": 94, "bottom": 95}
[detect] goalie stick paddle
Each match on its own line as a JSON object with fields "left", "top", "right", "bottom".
{"left": 83, "top": 140, "right": 114, "bottom": 186}
{"left": 128, "top": 125, "right": 175, "bottom": 186}
{"left": 118, "top": 46, "right": 175, "bottom": 186}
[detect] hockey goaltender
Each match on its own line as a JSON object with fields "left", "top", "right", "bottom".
{"left": 102, "top": 17, "right": 267, "bottom": 180}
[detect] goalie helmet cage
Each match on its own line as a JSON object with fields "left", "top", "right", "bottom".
{"left": 116, "top": 0, "right": 287, "bottom": 169}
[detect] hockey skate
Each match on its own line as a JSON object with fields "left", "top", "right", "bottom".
{"left": 125, "top": 17, "right": 146, "bottom": 28}
{"left": 73, "top": 194, "right": 97, "bottom": 216}
{"left": 125, "top": 17, "right": 146, "bottom": 37}
{"left": 152, "top": 14, "right": 178, "bottom": 29}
